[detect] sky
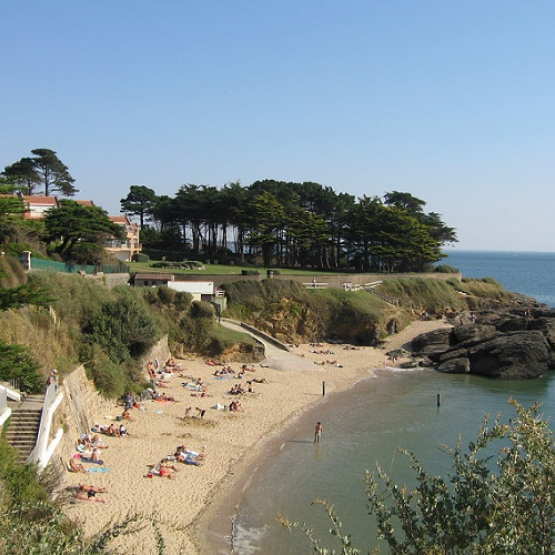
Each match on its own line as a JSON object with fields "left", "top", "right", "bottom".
{"left": 2, "top": 1, "right": 554, "bottom": 252}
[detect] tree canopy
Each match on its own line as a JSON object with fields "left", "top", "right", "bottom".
{"left": 2, "top": 148, "right": 77, "bottom": 197}
{"left": 120, "top": 185, "right": 158, "bottom": 229}
{"left": 126, "top": 180, "right": 457, "bottom": 272}
{"left": 44, "top": 200, "right": 124, "bottom": 262}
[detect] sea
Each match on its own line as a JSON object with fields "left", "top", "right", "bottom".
{"left": 218, "top": 251, "right": 555, "bottom": 554}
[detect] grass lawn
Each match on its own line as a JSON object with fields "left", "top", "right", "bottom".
{"left": 127, "top": 261, "right": 346, "bottom": 276}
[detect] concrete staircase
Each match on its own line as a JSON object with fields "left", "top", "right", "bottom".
{"left": 5, "top": 395, "right": 44, "bottom": 462}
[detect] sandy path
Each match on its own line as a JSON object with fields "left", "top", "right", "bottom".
{"left": 61, "top": 319, "right": 450, "bottom": 554}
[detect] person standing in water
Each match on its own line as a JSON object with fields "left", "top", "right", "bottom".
{"left": 314, "top": 421, "right": 323, "bottom": 443}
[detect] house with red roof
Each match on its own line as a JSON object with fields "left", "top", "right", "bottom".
{"left": 18, "top": 195, "right": 60, "bottom": 219}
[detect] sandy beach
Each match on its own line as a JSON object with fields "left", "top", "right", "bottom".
{"left": 61, "top": 319, "right": 451, "bottom": 554}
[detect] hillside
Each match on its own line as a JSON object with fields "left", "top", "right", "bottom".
{"left": 0, "top": 258, "right": 524, "bottom": 398}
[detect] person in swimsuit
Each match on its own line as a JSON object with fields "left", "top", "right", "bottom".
{"left": 314, "top": 422, "right": 323, "bottom": 443}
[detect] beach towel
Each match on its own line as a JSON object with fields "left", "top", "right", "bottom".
{"left": 87, "top": 467, "right": 110, "bottom": 473}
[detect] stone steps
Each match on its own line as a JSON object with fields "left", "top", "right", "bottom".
{"left": 4, "top": 399, "right": 43, "bottom": 462}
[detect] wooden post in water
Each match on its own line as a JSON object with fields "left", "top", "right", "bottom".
{"left": 437, "top": 393, "right": 441, "bottom": 407}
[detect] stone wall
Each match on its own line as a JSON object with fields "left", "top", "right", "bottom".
{"left": 53, "top": 365, "right": 114, "bottom": 474}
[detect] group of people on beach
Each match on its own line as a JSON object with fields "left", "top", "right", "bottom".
{"left": 67, "top": 354, "right": 273, "bottom": 502}
{"left": 67, "top": 433, "right": 111, "bottom": 502}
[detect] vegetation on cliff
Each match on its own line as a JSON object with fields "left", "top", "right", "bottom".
{"left": 222, "top": 276, "right": 515, "bottom": 346}
{"left": 0, "top": 261, "right": 253, "bottom": 397}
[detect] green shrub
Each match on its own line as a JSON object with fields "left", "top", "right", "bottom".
{"left": 85, "top": 347, "right": 130, "bottom": 397}
{"left": 133, "top": 252, "right": 150, "bottom": 263}
{"left": 434, "top": 264, "right": 459, "bottom": 273}
{"left": 190, "top": 300, "right": 215, "bottom": 319}
{"left": 84, "top": 288, "right": 161, "bottom": 363}
{"left": 157, "top": 285, "right": 177, "bottom": 304}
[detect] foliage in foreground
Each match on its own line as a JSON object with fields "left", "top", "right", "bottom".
{"left": 282, "top": 400, "right": 555, "bottom": 554}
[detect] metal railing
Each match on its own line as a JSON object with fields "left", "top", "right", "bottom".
{"left": 27, "top": 374, "right": 64, "bottom": 470}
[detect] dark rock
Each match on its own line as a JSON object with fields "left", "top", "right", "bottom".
{"left": 439, "top": 331, "right": 552, "bottom": 379}
{"left": 417, "top": 359, "right": 435, "bottom": 368}
{"left": 399, "top": 361, "right": 419, "bottom": 369}
{"left": 412, "top": 328, "right": 453, "bottom": 355}
{"left": 452, "top": 324, "right": 497, "bottom": 343}
{"left": 534, "top": 309, "right": 555, "bottom": 319}
{"left": 437, "top": 357, "right": 471, "bottom": 374}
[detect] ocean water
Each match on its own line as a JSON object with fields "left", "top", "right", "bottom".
{"left": 228, "top": 250, "right": 555, "bottom": 554}
{"left": 443, "top": 250, "right": 555, "bottom": 308}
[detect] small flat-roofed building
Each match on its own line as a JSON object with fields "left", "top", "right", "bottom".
{"left": 167, "top": 281, "right": 214, "bottom": 302}
{"left": 133, "top": 273, "right": 175, "bottom": 287}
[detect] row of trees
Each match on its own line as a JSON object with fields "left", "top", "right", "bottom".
{"left": 121, "top": 181, "right": 457, "bottom": 272}
{"left": 2, "top": 148, "right": 457, "bottom": 271}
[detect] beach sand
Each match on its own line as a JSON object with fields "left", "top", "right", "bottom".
{"left": 61, "top": 319, "right": 451, "bottom": 554}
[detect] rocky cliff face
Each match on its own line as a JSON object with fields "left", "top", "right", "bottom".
{"left": 411, "top": 308, "right": 555, "bottom": 379}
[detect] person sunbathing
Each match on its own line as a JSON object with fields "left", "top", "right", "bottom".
{"left": 175, "top": 445, "right": 205, "bottom": 459}
{"left": 153, "top": 392, "right": 178, "bottom": 403}
{"left": 250, "top": 378, "right": 268, "bottom": 384}
{"left": 75, "top": 491, "right": 107, "bottom": 503}
{"left": 80, "top": 448, "right": 104, "bottom": 465}
{"left": 122, "top": 409, "right": 134, "bottom": 422}
{"left": 174, "top": 446, "right": 204, "bottom": 466}
{"left": 229, "top": 400, "right": 244, "bottom": 412}
{"left": 150, "top": 461, "right": 180, "bottom": 478}
{"left": 165, "top": 357, "right": 181, "bottom": 371}
{"left": 106, "top": 423, "right": 121, "bottom": 437}
{"left": 79, "top": 483, "right": 108, "bottom": 493}
{"left": 241, "top": 364, "right": 256, "bottom": 372}
{"left": 90, "top": 434, "right": 108, "bottom": 448}
{"left": 68, "top": 457, "right": 88, "bottom": 473}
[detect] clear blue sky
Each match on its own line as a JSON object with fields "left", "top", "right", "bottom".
{"left": 2, "top": 1, "right": 554, "bottom": 252}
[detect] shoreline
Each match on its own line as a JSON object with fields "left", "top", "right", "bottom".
{"left": 60, "top": 320, "right": 451, "bottom": 554}
{"left": 193, "top": 373, "right": 373, "bottom": 554}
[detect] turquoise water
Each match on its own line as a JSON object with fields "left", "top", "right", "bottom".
{"left": 232, "top": 370, "right": 555, "bottom": 554}
{"left": 230, "top": 250, "right": 555, "bottom": 554}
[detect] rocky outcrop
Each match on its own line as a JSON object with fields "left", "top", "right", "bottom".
{"left": 412, "top": 310, "right": 555, "bottom": 379}
{"left": 436, "top": 331, "right": 553, "bottom": 379}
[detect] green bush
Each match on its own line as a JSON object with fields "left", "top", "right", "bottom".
{"left": 190, "top": 300, "right": 215, "bottom": 319}
{"left": 434, "top": 264, "right": 459, "bottom": 273}
{"left": 133, "top": 252, "right": 150, "bottom": 263}
{"left": 157, "top": 285, "right": 177, "bottom": 304}
{"left": 85, "top": 291, "right": 161, "bottom": 363}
